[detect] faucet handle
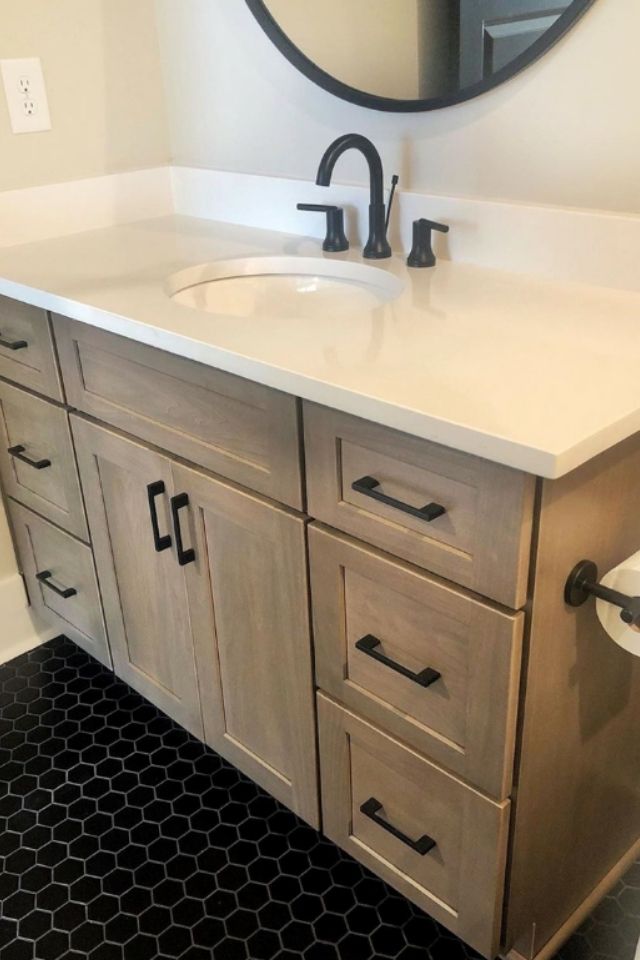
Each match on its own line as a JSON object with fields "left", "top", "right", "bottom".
{"left": 407, "top": 218, "right": 450, "bottom": 269}
{"left": 297, "top": 203, "right": 349, "bottom": 253}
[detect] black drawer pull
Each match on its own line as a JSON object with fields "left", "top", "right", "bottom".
{"left": 8, "top": 445, "right": 52, "bottom": 470}
{"left": 0, "top": 333, "right": 28, "bottom": 351}
{"left": 36, "top": 570, "right": 77, "bottom": 600}
{"left": 352, "top": 476, "right": 446, "bottom": 523}
{"left": 147, "top": 481, "right": 172, "bottom": 553}
{"left": 360, "top": 797, "right": 436, "bottom": 856}
{"left": 171, "top": 493, "right": 195, "bottom": 566}
{"left": 355, "top": 635, "right": 441, "bottom": 688}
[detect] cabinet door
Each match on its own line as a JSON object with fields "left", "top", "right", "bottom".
{"left": 173, "top": 462, "right": 319, "bottom": 827}
{"left": 71, "top": 417, "right": 203, "bottom": 738}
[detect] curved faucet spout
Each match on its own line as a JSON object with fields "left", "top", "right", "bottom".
{"left": 315, "top": 133, "right": 392, "bottom": 260}
{"left": 316, "top": 133, "right": 385, "bottom": 206}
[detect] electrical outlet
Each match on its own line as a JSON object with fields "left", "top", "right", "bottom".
{"left": 1, "top": 58, "right": 51, "bottom": 134}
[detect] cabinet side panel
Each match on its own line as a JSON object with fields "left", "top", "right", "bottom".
{"left": 506, "top": 434, "right": 640, "bottom": 956}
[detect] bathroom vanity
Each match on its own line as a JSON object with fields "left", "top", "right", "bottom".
{"left": 0, "top": 216, "right": 638, "bottom": 960}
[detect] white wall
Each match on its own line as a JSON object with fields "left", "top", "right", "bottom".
{"left": 155, "top": 0, "right": 640, "bottom": 214}
{"left": 0, "top": 0, "right": 169, "bottom": 192}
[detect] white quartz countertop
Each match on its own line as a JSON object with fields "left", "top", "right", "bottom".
{"left": 0, "top": 213, "right": 638, "bottom": 479}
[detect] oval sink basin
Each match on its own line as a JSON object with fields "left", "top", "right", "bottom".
{"left": 167, "top": 256, "right": 404, "bottom": 319}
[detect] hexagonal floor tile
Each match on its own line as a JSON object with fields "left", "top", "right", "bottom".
{"left": 0, "top": 636, "right": 636, "bottom": 960}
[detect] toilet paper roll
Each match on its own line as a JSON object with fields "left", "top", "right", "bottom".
{"left": 596, "top": 550, "right": 640, "bottom": 656}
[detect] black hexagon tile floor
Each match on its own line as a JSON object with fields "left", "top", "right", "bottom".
{"left": 0, "top": 637, "right": 637, "bottom": 960}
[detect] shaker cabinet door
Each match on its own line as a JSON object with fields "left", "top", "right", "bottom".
{"left": 173, "top": 461, "right": 319, "bottom": 828}
{"left": 71, "top": 416, "right": 204, "bottom": 738}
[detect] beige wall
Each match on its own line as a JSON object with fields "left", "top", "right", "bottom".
{"left": 266, "top": 0, "right": 420, "bottom": 100}
{"left": 155, "top": 0, "right": 640, "bottom": 214}
{"left": 0, "top": 0, "right": 169, "bottom": 192}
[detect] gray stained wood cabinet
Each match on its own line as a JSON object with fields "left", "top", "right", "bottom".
{"left": 0, "top": 302, "right": 638, "bottom": 960}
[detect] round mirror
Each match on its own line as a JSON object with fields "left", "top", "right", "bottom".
{"left": 245, "top": 0, "right": 596, "bottom": 112}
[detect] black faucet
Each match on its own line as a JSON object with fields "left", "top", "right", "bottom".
{"left": 315, "top": 134, "right": 392, "bottom": 260}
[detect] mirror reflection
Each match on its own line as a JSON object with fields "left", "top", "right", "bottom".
{"left": 259, "top": 0, "right": 582, "bottom": 104}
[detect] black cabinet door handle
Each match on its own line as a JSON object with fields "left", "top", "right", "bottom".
{"left": 355, "top": 635, "right": 441, "bottom": 688}
{"left": 147, "top": 481, "right": 172, "bottom": 552}
{"left": 0, "top": 333, "right": 28, "bottom": 351}
{"left": 360, "top": 798, "right": 436, "bottom": 856}
{"left": 36, "top": 570, "right": 77, "bottom": 600}
{"left": 8, "top": 445, "right": 52, "bottom": 470}
{"left": 351, "top": 476, "right": 446, "bottom": 523}
{"left": 170, "top": 493, "right": 195, "bottom": 566}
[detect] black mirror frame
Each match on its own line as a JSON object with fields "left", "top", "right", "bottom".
{"left": 245, "top": 0, "right": 597, "bottom": 112}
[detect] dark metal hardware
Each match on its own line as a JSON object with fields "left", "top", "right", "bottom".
{"left": 8, "top": 445, "right": 51, "bottom": 470}
{"left": 0, "top": 333, "right": 28, "bottom": 351}
{"left": 36, "top": 570, "right": 77, "bottom": 600}
{"left": 147, "top": 481, "right": 172, "bottom": 553}
{"left": 355, "top": 635, "right": 441, "bottom": 688}
{"left": 565, "top": 559, "right": 640, "bottom": 627}
{"left": 360, "top": 798, "right": 436, "bottom": 856}
{"left": 170, "top": 493, "right": 195, "bottom": 566}
{"left": 352, "top": 475, "right": 446, "bottom": 523}
{"left": 297, "top": 203, "right": 349, "bottom": 253}
{"left": 316, "top": 134, "right": 392, "bottom": 259}
{"left": 407, "top": 218, "right": 450, "bottom": 269}
{"left": 385, "top": 174, "right": 399, "bottom": 232}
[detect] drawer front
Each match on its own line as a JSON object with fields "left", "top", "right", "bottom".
{"left": 304, "top": 403, "right": 535, "bottom": 608}
{"left": 318, "top": 695, "right": 509, "bottom": 959}
{"left": 7, "top": 500, "right": 110, "bottom": 668}
{"left": 53, "top": 316, "right": 303, "bottom": 509}
{"left": 0, "top": 381, "right": 88, "bottom": 540}
{"left": 0, "top": 296, "right": 63, "bottom": 400}
{"left": 310, "top": 525, "right": 523, "bottom": 798}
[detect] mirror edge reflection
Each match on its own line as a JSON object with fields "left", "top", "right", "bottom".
{"left": 245, "top": 0, "right": 598, "bottom": 113}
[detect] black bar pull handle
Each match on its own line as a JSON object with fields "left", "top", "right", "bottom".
{"left": 360, "top": 798, "right": 436, "bottom": 856}
{"left": 0, "top": 332, "right": 28, "bottom": 351}
{"left": 8, "top": 445, "right": 51, "bottom": 470}
{"left": 355, "top": 635, "right": 441, "bottom": 688}
{"left": 36, "top": 570, "right": 77, "bottom": 600}
{"left": 170, "top": 493, "right": 195, "bottom": 566}
{"left": 352, "top": 476, "right": 446, "bottom": 523}
{"left": 147, "top": 481, "right": 172, "bottom": 553}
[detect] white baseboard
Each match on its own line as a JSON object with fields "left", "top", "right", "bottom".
{"left": 0, "top": 573, "right": 56, "bottom": 665}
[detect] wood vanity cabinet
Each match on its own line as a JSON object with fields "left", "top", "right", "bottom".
{"left": 71, "top": 415, "right": 318, "bottom": 827}
{"left": 1, "top": 296, "right": 639, "bottom": 960}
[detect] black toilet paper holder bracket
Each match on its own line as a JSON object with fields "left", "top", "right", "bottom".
{"left": 564, "top": 559, "right": 640, "bottom": 627}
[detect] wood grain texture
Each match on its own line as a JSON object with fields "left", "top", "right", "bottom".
{"left": 505, "top": 433, "right": 640, "bottom": 957}
{"left": 0, "top": 297, "right": 63, "bottom": 401}
{"left": 53, "top": 315, "right": 303, "bottom": 509}
{"left": 503, "top": 836, "right": 640, "bottom": 959}
{"left": 71, "top": 416, "right": 204, "bottom": 738}
{"left": 318, "top": 694, "right": 510, "bottom": 959}
{"left": 0, "top": 380, "right": 88, "bottom": 540}
{"left": 310, "top": 524, "right": 523, "bottom": 799}
{"left": 303, "top": 402, "right": 535, "bottom": 608}
{"left": 177, "top": 461, "right": 319, "bottom": 827}
{"left": 7, "top": 498, "right": 110, "bottom": 667}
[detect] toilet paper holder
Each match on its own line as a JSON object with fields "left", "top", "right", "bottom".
{"left": 565, "top": 560, "right": 640, "bottom": 627}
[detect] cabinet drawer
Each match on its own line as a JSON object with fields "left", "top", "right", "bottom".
{"left": 0, "top": 296, "right": 63, "bottom": 400}
{"left": 0, "top": 381, "right": 88, "bottom": 540}
{"left": 53, "top": 316, "right": 303, "bottom": 508}
{"left": 7, "top": 500, "right": 110, "bottom": 668}
{"left": 304, "top": 403, "right": 535, "bottom": 608}
{"left": 318, "top": 695, "right": 509, "bottom": 959}
{"left": 310, "top": 525, "right": 522, "bottom": 798}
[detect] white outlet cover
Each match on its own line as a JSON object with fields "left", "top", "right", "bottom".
{"left": 1, "top": 58, "right": 51, "bottom": 134}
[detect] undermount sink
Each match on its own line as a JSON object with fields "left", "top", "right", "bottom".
{"left": 167, "top": 256, "right": 404, "bottom": 319}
